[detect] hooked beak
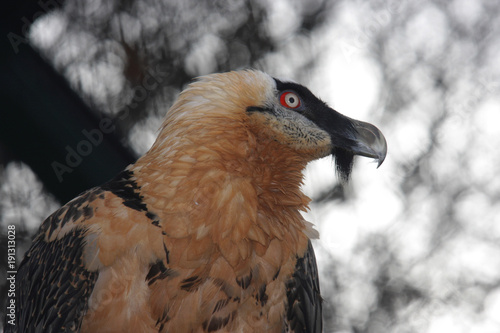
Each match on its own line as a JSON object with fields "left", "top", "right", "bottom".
{"left": 314, "top": 106, "right": 387, "bottom": 181}
{"left": 348, "top": 119, "right": 387, "bottom": 168}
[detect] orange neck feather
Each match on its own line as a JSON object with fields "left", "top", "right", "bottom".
{"left": 131, "top": 74, "right": 313, "bottom": 268}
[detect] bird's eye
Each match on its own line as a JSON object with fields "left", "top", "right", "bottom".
{"left": 280, "top": 92, "right": 301, "bottom": 109}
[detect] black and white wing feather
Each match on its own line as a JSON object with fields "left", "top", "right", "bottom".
{"left": 285, "top": 240, "right": 323, "bottom": 333}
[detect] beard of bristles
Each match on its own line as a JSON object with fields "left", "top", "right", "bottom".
{"left": 333, "top": 148, "right": 354, "bottom": 184}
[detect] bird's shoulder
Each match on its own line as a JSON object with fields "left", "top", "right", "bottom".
{"left": 39, "top": 169, "right": 165, "bottom": 266}
{"left": 12, "top": 169, "right": 166, "bottom": 332}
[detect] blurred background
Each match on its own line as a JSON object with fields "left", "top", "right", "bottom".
{"left": 1, "top": 0, "right": 500, "bottom": 332}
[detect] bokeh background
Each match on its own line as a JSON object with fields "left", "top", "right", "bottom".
{"left": 1, "top": 0, "right": 500, "bottom": 332}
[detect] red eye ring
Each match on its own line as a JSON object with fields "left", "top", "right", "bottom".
{"left": 280, "top": 92, "right": 301, "bottom": 109}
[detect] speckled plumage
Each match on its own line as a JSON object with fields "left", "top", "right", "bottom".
{"left": 7, "top": 70, "right": 386, "bottom": 333}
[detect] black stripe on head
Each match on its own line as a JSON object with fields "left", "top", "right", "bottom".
{"left": 273, "top": 78, "right": 330, "bottom": 122}
{"left": 247, "top": 78, "right": 358, "bottom": 182}
{"left": 274, "top": 78, "right": 356, "bottom": 181}
{"left": 246, "top": 106, "right": 268, "bottom": 113}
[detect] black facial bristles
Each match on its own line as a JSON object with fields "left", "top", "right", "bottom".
{"left": 333, "top": 148, "right": 354, "bottom": 183}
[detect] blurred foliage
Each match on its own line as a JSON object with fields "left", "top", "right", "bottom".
{"left": 2, "top": 0, "right": 500, "bottom": 332}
